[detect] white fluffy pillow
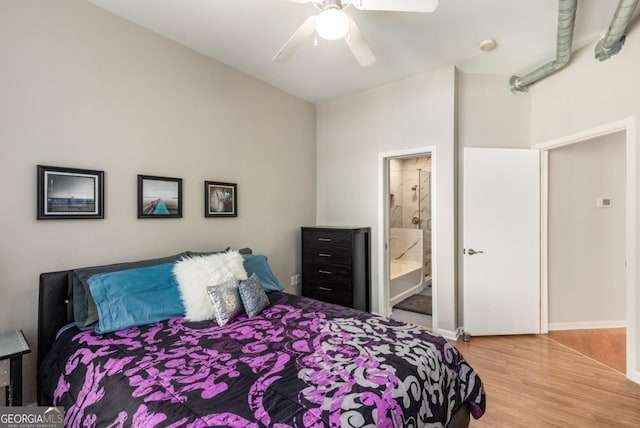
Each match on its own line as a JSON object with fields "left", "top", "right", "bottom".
{"left": 173, "top": 250, "right": 248, "bottom": 321}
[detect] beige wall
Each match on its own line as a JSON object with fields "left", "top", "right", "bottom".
{"left": 548, "top": 132, "right": 626, "bottom": 328}
{"left": 457, "top": 73, "right": 531, "bottom": 149}
{"left": 316, "top": 67, "right": 458, "bottom": 334}
{"left": 0, "top": 0, "right": 316, "bottom": 403}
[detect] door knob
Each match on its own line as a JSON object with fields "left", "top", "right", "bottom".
{"left": 466, "top": 248, "right": 484, "bottom": 255}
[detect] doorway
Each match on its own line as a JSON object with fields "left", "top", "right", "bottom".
{"left": 546, "top": 131, "right": 626, "bottom": 371}
{"left": 378, "top": 147, "right": 435, "bottom": 330}
{"left": 535, "top": 117, "right": 637, "bottom": 382}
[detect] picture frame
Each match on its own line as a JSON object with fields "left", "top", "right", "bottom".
{"left": 204, "top": 181, "right": 237, "bottom": 217}
{"left": 138, "top": 175, "right": 182, "bottom": 219}
{"left": 37, "top": 165, "right": 104, "bottom": 220}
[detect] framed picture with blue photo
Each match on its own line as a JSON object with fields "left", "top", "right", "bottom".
{"left": 205, "top": 181, "right": 237, "bottom": 217}
{"left": 138, "top": 175, "right": 182, "bottom": 219}
{"left": 37, "top": 165, "right": 104, "bottom": 220}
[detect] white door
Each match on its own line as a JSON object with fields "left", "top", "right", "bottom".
{"left": 463, "top": 148, "right": 540, "bottom": 336}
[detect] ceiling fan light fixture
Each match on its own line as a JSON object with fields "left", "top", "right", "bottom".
{"left": 315, "top": 8, "right": 350, "bottom": 40}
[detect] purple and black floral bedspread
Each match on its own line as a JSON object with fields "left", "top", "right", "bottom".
{"left": 40, "top": 293, "right": 485, "bottom": 427}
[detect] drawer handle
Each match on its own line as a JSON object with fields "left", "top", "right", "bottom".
{"left": 318, "top": 270, "right": 332, "bottom": 275}
{"left": 318, "top": 238, "right": 332, "bottom": 242}
{"left": 318, "top": 253, "right": 332, "bottom": 257}
{"left": 318, "top": 286, "right": 333, "bottom": 291}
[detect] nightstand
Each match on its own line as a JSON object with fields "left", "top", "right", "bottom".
{"left": 0, "top": 330, "right": 31, "bottom": 406}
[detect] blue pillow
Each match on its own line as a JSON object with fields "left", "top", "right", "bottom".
{"left": 73, "top": 251, "right": 189, "bottom": 330}
{"left": 242, "top": 254, "right": 284, "bottom": 292}
{"left": 88, "top": 263, "right": 185, "bottom": 334}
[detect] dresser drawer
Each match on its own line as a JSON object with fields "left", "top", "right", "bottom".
{"left": 303, "top": 262, "right": 352, "bottom": 288}
{"left": 302, "top": 245, "right": 352, "bottom": 266}
{"left": 302, "top": 283, "right": 352, "bottom": 308}
{"left": 303, "top": 229, "right": 352, "bottom": 248}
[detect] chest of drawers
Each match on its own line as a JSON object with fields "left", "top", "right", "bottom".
{"left": 301, "top": 227, "right": 371, "bottom": 312}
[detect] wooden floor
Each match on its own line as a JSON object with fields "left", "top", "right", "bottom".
{"left": 453, "top": 335, "right": 640, "bottom": 427}
{"left": 545, "top": 328, "right": 626, "bottom": 373}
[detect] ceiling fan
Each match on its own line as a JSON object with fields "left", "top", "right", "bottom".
{"left": 273, "top": 0, "right": 439, "bottom": 67}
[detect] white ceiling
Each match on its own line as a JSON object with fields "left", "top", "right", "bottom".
{"left": 87, "top": 0, "right": 625, "bottom": 103}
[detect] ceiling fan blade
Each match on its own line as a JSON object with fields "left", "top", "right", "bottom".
{"left": 273, "top": 15, "right": 317, "bottom": 63}
{"left": 344, "top": 18, "right": 376, "bottom": 67}
{"left": 350, "top": 0, "right": 438, "bottom": 13}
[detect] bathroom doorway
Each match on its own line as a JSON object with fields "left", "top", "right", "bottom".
{"left": 387, "top": 154, "right": 433, "bottom": 328}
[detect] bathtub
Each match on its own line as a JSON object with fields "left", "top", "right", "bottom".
{"left": 389, "top": 260, "right": 424, "bottom": 306}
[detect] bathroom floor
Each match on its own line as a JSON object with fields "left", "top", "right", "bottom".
{"left": 390, "top": 286, "right": 432, "bottom": 329}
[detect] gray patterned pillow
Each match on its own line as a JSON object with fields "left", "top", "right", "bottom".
{"left": 206, "top": 278, "right": 243, "bottom": 326}
{"left": 238, "top": 273, "right": 270, "bottom": 317}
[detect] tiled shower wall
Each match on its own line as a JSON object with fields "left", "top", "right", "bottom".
{"left": 389, "top": 156, "right": 432, "bottom": 277}
{"left": 390, "top": 227, "right": 423, "bottom": 264}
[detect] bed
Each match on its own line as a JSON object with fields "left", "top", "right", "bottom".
{"left": 37, "top": 250, "right": 485, "bottom": 427}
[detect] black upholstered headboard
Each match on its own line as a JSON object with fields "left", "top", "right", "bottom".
{"left": 37, "top": 269, "right": 74, "bottom": 405}
{"left": 37, "top": 270, "right": 74, "bottom": 368}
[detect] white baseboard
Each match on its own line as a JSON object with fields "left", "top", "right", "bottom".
{"left": 437, "top": 327, "right": 460, "bottom": 341}
{"left": 548, "top": 320, "right": 627, "bottom": 331}
{"left": 627, "top": 369, "right": 640, "bottom": 385}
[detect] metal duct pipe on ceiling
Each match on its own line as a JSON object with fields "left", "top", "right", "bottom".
{"left": 595, "top": 0, "right": 639, "bottom": 61}
{"left": 509, "top": 0, "right": 577, "bottom": 95}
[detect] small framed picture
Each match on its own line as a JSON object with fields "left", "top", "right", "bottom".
{"left": 37, "top": 165, "right": 104, "bottom": 220}
{"left": 138, "top": 175, "right": 182, "bottom": 219}
{"left": 205, "top": 181, "right": 237, "bottom": 217}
